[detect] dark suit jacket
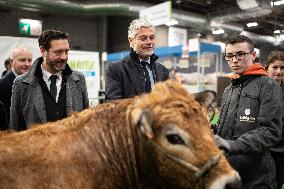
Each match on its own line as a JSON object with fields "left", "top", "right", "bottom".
{"left": 105, "top": 51, "right": 169, "bottom": 100}
{"left": 0, "top": 100, "right": 8, "bottom": 130}
{"left": 0, "top": 71, "right": 16, "bottom": 122}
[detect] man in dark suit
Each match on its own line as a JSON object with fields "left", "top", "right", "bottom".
{"left": 105, "top": 19, "right": 169, "bottom": 100}
{"left": 0, "top": 47, "right": 33, "bottom": 128}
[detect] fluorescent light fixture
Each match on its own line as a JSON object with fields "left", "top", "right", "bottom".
{"left": 274, "top": 30, "right": 281, "bottom": 34}
{"left": 166, "top": 19, "right": 178, "bottom": 26}
{"left": 274, "top": 0, "right": 284, "bottom": 5}
{"left": 247, "top": 22, "right": 258, "bottom": 27}
{"left": 212, "top": 29, "right": 224, "bottom": 35}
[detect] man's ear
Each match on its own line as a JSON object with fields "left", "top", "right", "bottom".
{"left": 39, "top": 47, "right": 47, "bottom": 57}
{"left": 128, "top": 37, "right": 133, "bottom": 48}
{"left": 251, "top": 51, "right": 257, "bottom": 61}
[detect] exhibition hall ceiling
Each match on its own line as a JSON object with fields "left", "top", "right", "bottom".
{"left": 0, "top": 0, "right": 283, "bottom": 45}
{"left": 66, "top": 0, "right": 284, "bottom": 38}
{"left": 141, "top": 0, "right": 284, "bottom": 36}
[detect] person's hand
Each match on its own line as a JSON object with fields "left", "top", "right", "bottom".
{"left": 211, "top": 124, "right": 217, "bottom": 134}
{"left": 214, "top": 135, "right": 231, "bottom": 153}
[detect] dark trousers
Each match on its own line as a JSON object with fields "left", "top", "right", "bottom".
{"left": 271, "top": 151, "right": 284, "bottom": 189}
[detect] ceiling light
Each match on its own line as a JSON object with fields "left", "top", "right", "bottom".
{"left": 247, "top": 22, "right": 258, "bottom": 27}
{"left": 212, "top": 29, "right": 224, "bottom": 35}
{"left": 274, "top": 0, "right": 284, "bottom": 5}
{"left": 166, "top": 19, "right": 178, "bottom": 26}
{"left": 274, "top": 30, "right": 281, "bottom": 34}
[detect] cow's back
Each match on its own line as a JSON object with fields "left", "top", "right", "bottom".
{"left": 0, "top": 99, "right": 139, "bottom": 189}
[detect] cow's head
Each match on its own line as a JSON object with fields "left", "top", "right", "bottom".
{"left": 127, "top": 80, "right": 240, "bottom": 189}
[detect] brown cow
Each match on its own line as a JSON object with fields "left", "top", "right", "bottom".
{"left": 0, "top": 81, "right": 240, "bottom": 189}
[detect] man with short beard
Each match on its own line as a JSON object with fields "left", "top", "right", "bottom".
{"left": 105, "top": 19, "right": 169, "bottom": 100}
{"left": 9, "top": 30, "right": 89, "bottom": 131}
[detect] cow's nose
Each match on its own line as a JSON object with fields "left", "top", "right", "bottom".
{"left": 225, "top": 173, "right": 242, "bottom": 189}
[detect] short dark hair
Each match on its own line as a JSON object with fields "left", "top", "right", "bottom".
{"left": 38, "top": 30, "right": 69, "bottom": 51}
{"left": 265, "top": 50, "right": 284, "bottom": 70}
{"left": 4, "top": 58, "right": 11, "bottom": 66}
{"left": 226, "top": 35, "right": 254, "bottom": 51}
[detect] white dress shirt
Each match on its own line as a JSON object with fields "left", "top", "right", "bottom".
{"left": 41, "top": 65, "right": 62, "bottom": 102}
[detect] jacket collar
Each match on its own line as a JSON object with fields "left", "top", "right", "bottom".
{"left": 229, "top": 63, "right": 268, "bottom": 86}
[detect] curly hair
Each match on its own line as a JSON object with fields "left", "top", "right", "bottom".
{"left": 128, "top": 19, "right": 154, "bottom": 39}
{"left": 38, "top": 30, "right": 69, "bottom": 51}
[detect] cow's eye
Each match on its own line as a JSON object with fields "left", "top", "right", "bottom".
{"left": 166, "top": 134, "right": 185, "bottom": 145}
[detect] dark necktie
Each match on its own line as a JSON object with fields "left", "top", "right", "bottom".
{"left": 140, "top": 61, "right": 151, "bottom": 92}
{"left": 49, "top": 75, "right": 58, "bottom": 100}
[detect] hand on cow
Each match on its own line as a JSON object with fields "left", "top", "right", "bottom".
{"left": 214, "top": 135, "right": 231, "bottom": 153}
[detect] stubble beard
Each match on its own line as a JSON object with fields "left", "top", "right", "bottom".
{"left": 46, "top": 58, "right": 66, "bottom": 73}
{"left": 136, "top": 49, "right": 154, "bottom": 60}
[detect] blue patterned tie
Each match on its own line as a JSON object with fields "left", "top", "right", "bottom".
{"left": 49, "top": 75, "right": 58, "bottom": 100}
{"left": 140, "top": 61, "right": 151, "bottom": 92}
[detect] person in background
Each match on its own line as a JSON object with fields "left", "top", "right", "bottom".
{"left": 105, "top": 18, "right": 169, "bottom": 100}
{"left": 9, "top": 30, "right": 89, "bottom": 131}
{"left": 215, "top": 35, "right": 282, "bottom": 189}
{"left": 265, "top": 50, "right": 284, "bottom": 189}
{"left": 0, "top": 47, "right": 33, "bottom": 128}
{"left": 1, "top": 57, "right": 12, "bottom": 78}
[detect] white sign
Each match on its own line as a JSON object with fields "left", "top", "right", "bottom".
{"left": 68, "top": 51, "right": 100, "bottom": 103}
{"left": 139, "top": 1, "right": 171, "bottom": 26}
{"left": 19, "top": 19, "right": 42, "bottom": 36}
{"left": 168, "top": 27, "right": 187, "bottom": 46}
{"left": 188, "top": 38, "right": 200, "bottom": 52}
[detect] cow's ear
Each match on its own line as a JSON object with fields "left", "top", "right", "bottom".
{"left": 193, "top": 90, "right": 216, "bottom": 109}
{"left": 131, "top": 109, "right": 154, "bottom": 140}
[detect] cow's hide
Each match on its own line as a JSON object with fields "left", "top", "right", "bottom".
{"left": 0, "top": 80, "right": 240, "bottom": 189}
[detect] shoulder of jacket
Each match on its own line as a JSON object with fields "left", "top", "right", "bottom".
{"left": 71, "top": 70, "right": 84, "bottom": 77}
{"left": 70, "top": 70, "right": 86, "bottom": 81}
{"left": 256, "top": 76, "right": 278, "bottom": 87}
{"left": 14, "top": 74, "right": 27, "bottom": 84}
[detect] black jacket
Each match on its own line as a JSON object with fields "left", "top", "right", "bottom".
{"left": 271, "top": 82, "right": 284, "bottom": 153}
{"left": 105, "top": 51, "right": 169, "bottom": 100}
{"left": 0, "top": 71, "right": 16, "bottom": 123}
{"left": 217, "top": 75, "right": 282, "bottom": 189}
{"left": 0, "top": 100, "right": 8, "bottom": 130}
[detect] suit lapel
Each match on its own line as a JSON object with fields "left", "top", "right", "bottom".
{"left": 65, "top": 73, "right": 80, "bottom": 115}
{"left": 66, "top": 77, "right": 76, "bottom": 115}
{"left": 30, "top": 82, "right": 47, "bottom": 123}
{"left": 123, "top": 56, "right": 144, "bottom": 94}
{"left": 154, "top": 64, "right": 163, "bottom": 82}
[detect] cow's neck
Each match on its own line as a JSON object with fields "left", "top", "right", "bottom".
{"left": 83, "top": 100, "right": 142, "bottom": 189}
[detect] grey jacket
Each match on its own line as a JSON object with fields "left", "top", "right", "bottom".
{"left": 9, "top": 57, "right": 89, "bottom": 131}
{"left": 271, "top": 82, "right": 284, "bottom": 153}
{"left": 217, "top": 75, "right": 282, "bottom": 189}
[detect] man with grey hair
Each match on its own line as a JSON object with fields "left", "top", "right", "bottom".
{"left": 105, "top": 18, "right": 169, "bottom": 100}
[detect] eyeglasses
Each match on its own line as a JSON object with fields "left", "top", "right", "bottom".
{"left": 224, "top": 51, "right": 253, "bottom": 61}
